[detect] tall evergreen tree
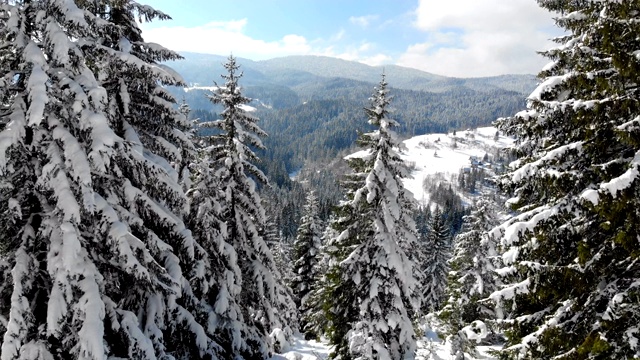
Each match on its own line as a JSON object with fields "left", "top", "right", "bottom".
{"left": 440, "top": 195, "right": 502, "bottom": 358}
{"left": 414, "top": 205, "right": 432, "bottom": 241}
{"left": 262, "top": 213, "right": 294, "bottom": 285}
{"left": 304, "top": 220, "right": 338, "bottom": 340}
{"left": 325, "top": 75, "right": 420, "bottom": 360}
{"left": 186, "top": 121, "right": 246, "bottom": 356}
{"left": 0, "top": 1, "right": 217, "bottom": 359}
{"left": 207, "top": 55, "right": 296, "bottom": 356}
{"left": 321, "top": 139, "right": 375, "bottom": 359}
{"left": 291, "top": 190, "right": 323, "bottom": 337}
{"left": 421, "top": 208, "right": 451, "bottom": 313}
{"left": 492, "top": 1, "right": 640, "bottom": 358}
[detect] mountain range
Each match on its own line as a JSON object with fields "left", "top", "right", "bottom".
{"left": 170, "top": 52, "right": 536, "bottom": 95}
{"left": 166, "top": 53, "right": 536, "bottom": 178}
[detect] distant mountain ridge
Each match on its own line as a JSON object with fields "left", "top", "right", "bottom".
{"left": 168, "top": 52, "right": 537, "bottom": 95}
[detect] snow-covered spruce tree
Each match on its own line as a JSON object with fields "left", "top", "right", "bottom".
{"left": 304, "top": 220, "right": 338, "bottom": 340}
{"left": 207, "top": 55, "right": 297, "bottom": 356}
{"left": 0, "top": 1, "right": 221, "bottom": 359}
{"left": 321, "top": 106, "right": 386, "bottom": 359}
{"left": 177, "top": 98, "right": 196, "bottom": 192}
{"left": 186, "top": 123, "right": 248, "bottom": 356}
{"left": 262, "top": 214, "right": 294, "bottom": 284}
{"left": 291, "top": 190, "right": 323, "bottom": 337}
{"left": 421, "top": 208, "right": 451, "bottom": 314}
{"left": 414, "top": 205, "right": 431, "bottom": 242}
{"left": 316, "top": 138, "right": 375, "bottom": 356}
{"left": 261, "top": 215, "right": 298, "bottom": 351}
{"left": 440, "top": 195, "right": 502, "bottom": 358}
{"left": 326, "top": 75, "right": 420, "bottom": 360}
{"left": 491, "top": 1, "right": 640, "bottom": 358}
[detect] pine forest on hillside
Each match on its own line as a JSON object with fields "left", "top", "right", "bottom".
{"left": 0, "top": 1, "right": 638, "bottom": 360}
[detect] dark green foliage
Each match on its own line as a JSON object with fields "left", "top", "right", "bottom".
{"left": 291, "top": 191, "right": 323, "bottom": 337}
{"left": 421, "top": 208, "right": 452, "bottom": 313}
{"left": 440, "top": 196, "right": 503, "bottom": 357}
{"left": 301, "top": 222, "right": 336, "bottom": 340}
{"left": 458, "top": 167, "right": 487, "bottom": 194}
{"left": 492, "top": 1, "right": 640, "bottom": 358}
{"left": 322, "top": 167, "right": 374, "bottom": 359}
{"left": 415, "top": 206, "right": 432, "bottom": 241}
{"left": 423, "top": 180, "right": 468, "bottom": 236}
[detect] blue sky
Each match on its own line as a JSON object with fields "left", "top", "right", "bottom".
{"left": 140, "top": 0, "right": 561, "bottom": 77}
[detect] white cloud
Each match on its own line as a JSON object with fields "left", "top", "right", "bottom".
{"left": 330, "top": 29, "right": 346, "bottom": 41}
{"left": 142, "top": 19, "right": 392, "bottom": 69}
{"left": 398, "top": 0, "right": 561, "bottom": 77}
{"left": 204, "top": 19, "right": 247, "bottom": 32}
{"left": 413, "top": 0, "right": 551, "bottom": 32}
{"left": 140, "top": 19, "right": 312, "bottom": 60}
{"left": 349, "top": 14, "right": 379, "bottom": 28}
{"left": 358, "top": 42, "right": 373, "bottom": 52}
{"left": 319, "top": 41, "right": 392, "bottom": 67}
{"left": 360, "top": 54, "right": 393, "bottom": 67}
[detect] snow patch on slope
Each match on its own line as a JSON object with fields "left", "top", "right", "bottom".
{"left": 400, "top": 127, "right": 514, "bottom": 204}
{"left": 183, "top": 84, "right": 219, "bottom": 92}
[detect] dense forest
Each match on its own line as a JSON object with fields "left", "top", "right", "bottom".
{"left": 0, "top": 1, "right": 638, "bottom": 360}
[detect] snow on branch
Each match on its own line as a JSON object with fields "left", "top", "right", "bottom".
{"left": 582, "top": 150, "right": 640, "bottom": 205}
{"left": 510, "top": 141, "right": 583, "bottom": 183}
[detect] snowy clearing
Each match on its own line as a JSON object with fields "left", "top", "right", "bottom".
{"left": 183, "top": 85, "right": 220, "bottom": 92}
{"left": 270, "top": 334, "right": 499, "bottom": 360}
{"left": 348, "top": 126, "right": 514, "bottom": 206}
{"left": 400, "top": 127, "right": 513, "bottom": 205}
{"left": 268, "top": 337, "right": 332, "bottom": 360}
{"left": 239, "top": 103, "right": 258, "bottom": 112}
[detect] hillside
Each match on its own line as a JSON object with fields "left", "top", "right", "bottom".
{"left": 348, "top": 126, "right": 514, "bottom": 206}
{"left": 400, "top": 127, "right": 514, "bottom": 204}
{"left": 169, "top": 53, "right": 536, "bottom": 94}
{"left": 168, "top": 52, "right": 537, "bottom": 112}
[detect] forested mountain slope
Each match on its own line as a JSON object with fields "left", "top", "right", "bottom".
{"left": 169, "top": 53, "right": 534, "bottom": 176}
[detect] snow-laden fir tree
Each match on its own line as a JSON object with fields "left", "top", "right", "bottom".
{"left": 325, "top": 75, "right": 420, "bottom": 360}
{"left": 421, "top": 208, "right": 451, "bottom": 313}
{"left": 414, "top": 205, "right": 431, "bottom": 242}
{"left": 207, "top": 55, "right": 297, "bottom": 356}
{"left": 491, "top": 1, "right": 640, "bottom": 358}
{"left": 291, "top": 190, "right": 323, "bottom": 337}
{"left": 321, "top": 143, "right": 376, "bottom": 358}
{"left": 186, "top": 119, "right": 248, "bottom": 356}
{"left": 263, "top": 214, "right": 294, "bottom": 285}
{"left": 440, "top": 195, "right": 502, "bottom": 358}
{"left": 303, "top": 220, "right": 338, "bottom": 340}
{"left": 0, "top": 1, "right": 221, "bottom": 359}
{"left": 262, "top": 216, "right": 298, "bottom": 350}
{"left": 177, "top": 98, "right": 196, "bottom": 192}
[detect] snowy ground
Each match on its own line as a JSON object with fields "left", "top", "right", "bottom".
{"left": 399, "top": 127, "right": 513, "bottom": 205}
{"left": 347, "top": 126, "right": 513, "bottom": 207}
{"left": 268, "top": 336, "right": 332, "bottom": 360}
{"left": 270, "top": 334, "right": 499, "bottom": 360}
{"left": 416, "top": 328, "right": 500, "bottom": 360}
